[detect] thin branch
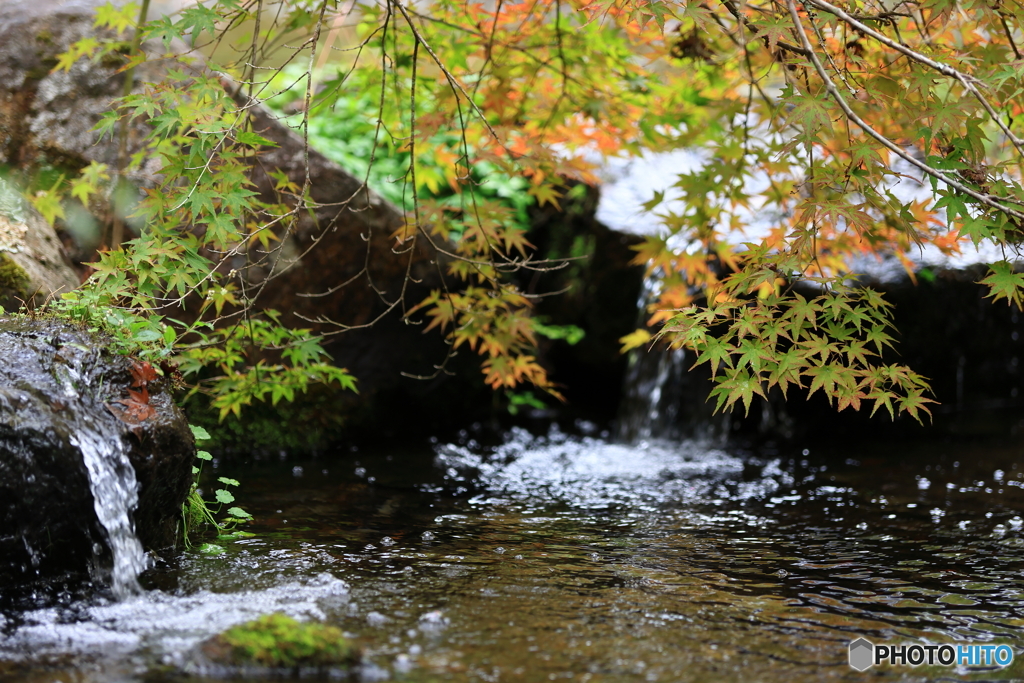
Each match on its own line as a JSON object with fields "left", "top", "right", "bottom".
{"left": 786, "top": 0, "right": 1024, "bottom": 223}
{"left": 806, "top": 0, "right": 1024, "bottom": 160}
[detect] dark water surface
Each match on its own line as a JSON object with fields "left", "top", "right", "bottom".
{"left": 3, "top": 428, "right": 1024, "bottom": 681}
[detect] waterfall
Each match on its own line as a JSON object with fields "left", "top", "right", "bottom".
{"left": 56, "top": 351, "right": 148, "bottom": 599}
{"left": 72, "top": 428, "right": 147, "bottom": 599}
{"left": 616, "top": 273, "right": 686, "bottom": 443}
{"left": 615, "top": 272, "right": 734, "bottom": 444}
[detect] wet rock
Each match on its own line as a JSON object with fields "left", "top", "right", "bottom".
{"left": 0, "top": 318, "right": 194, "bottom": 591}
{"left": 523, "top": 182, "right": 645, "bottom": 423}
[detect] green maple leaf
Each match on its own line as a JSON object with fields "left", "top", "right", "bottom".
{"left": 694, "top": 337, "right": 734, "bottom": 376}
{"left": 736, "top": 338, "right": 771, "bottom": 372}
{"left": 898, "top": 389, "right": 935, "bottom": 423}
{"left": 766, "top": 347, "right": 804, "bottom": 397}
{"left": 752, "top": 15, "right": 794, "bottom": 52}
{"left": 980, "top": 261, "right": 1024, "bottom": 307}
{"left": 94, "top": 1, "right": 138, "bottom": 33}
{"left": 710, "top": 369, "right": 765, "bottom": 415}
{"left": 802, "top": 334, "right": 834, "bottom": 365}
{"left": 527, "top": 184, "right": 562, "bottom": 209}
{"left": 785, "top": 294, "right": 818, "bottom": 334}
{"left": 864, "top": 324, "right": 896, "bottom": 354}
{"left": 178, "top": 4, "right": 220, "bottom": 42}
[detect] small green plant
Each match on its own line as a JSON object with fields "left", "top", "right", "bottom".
{"left": 203, "top": 613, "right": 358, "bottom": 669}
{"left": 182, "top": 423, "right": 252, "bottom": 548}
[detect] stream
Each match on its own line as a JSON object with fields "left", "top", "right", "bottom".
{"left": 2, "top": 426, "right": 1024, "bottom": 681}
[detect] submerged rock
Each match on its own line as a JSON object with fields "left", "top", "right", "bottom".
{"left": 0, "top": 318, "right": 193, "bottom": 594}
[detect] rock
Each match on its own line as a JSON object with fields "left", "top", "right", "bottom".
{"left": 524, "top": 182, "right": 645, "bottom": 423}
{"left": 197, "top": 613, "right": 358, "bottom": 673}
{"left": 0, "top": 178, "right": 80, "bottom": 311}
{"left": 0, "top": 318, "right": 194, "bottom": 592}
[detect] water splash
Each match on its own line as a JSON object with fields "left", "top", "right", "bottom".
{"left": 437, "top": 427, "right": 755, "bottom": 510}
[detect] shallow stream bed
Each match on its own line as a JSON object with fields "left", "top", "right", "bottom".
{"left": 3, "top": 428, "right": 1024, "bottom": 681}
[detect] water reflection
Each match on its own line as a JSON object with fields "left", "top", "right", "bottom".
{"left": 2, "top": 430, "right": 1024, "bottom": 681}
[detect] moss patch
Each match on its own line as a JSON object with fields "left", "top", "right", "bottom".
{"left": 0, "top": 253, "right": 29, "bottom": 299}
{"left": 202, "top": 613, "right": 358, "bottom": 670}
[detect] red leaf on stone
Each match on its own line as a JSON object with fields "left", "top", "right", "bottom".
{"left": 130, "top": 360, "right": 158, "bottom": 388}
{"left": 107, "top": 391, "right": 155, "bottom": 425}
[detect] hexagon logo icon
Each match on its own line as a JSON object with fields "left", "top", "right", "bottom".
{"left": 849, "top": 638, "right": 874, "bottom": 671}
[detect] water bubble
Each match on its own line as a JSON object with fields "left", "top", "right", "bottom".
{"left": 291, "top": 466, "right": 304, "bottom": 478}
{"left": 354, "top": 467, "right": 367, "bottom": 478}
{"left": 418, "top": 610, "right": 449, "bottom": 631}
{"left": 494, "top": 547, "right": 506, "bottom": 554}
{"left": 366, "top": 611, "right": 390, "bottom": 626}
{"left": 995, "top": 469, "right": 1005, "bottom": 482}
{"left": 421, "top": 531, "right": 435, "bottom": 541}
{"left": 380, "top": 536, "right": 396, "bottom": 547}
{"left": 394, "top": 653, "right": 413, "bottom": 673}
{"left": 918, "top": 477, "right": 931, "bottom": 490}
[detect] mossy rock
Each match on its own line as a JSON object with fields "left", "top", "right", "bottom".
{"left": 0, "top": 252, "right": 30, "bottom": 307}
{"left": 201, "top": 613, "right": 359, "bottom": 672}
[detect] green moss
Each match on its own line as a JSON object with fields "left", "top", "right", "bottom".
{"left": 0, "top": 254, "right": 29, "bottom": 298}
{"left": 207, "top": 613, "right": 357, "bottom": 669}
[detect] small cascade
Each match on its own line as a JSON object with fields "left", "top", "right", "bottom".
{"left": 617, "top": 342, "right": 687, "bottom": 443}
{"left": 615, "top": 272, "right": 732, "bottom": 444}
{"left": 71, "top": 428, "right": 147, "bottom": 599}
{"left": 55, "top": 349, "right": 147, "bottom": 599}
{"left": 616, "top": 273, "right": 685, "bottom": 442}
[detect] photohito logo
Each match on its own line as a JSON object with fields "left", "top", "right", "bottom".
{"left": 849, "top": 638, "right": 1014, "bottom": 671}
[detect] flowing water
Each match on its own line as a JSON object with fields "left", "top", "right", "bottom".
{"left": 54, "top": 344, "right": 148, "bottom": 599}
{"left": 2, "top": 427, "right": 1024, "bottom": 682}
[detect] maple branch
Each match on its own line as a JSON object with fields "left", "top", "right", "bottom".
{"left": 786, "top": 0, "right": 1024, "bottom": 223}
{"left": 805, "top": 0, "right": 1024, "bottom": 161}
{"left": 392, "top": 0, "right": 509, "bottom": 154}
{"left": 720, "top": 0, "right": 810, "bottom": 57}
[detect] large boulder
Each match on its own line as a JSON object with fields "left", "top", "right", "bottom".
{"left": 0, "top": 318, "right": 194, "bottom": 593}
{"left": 0, "top": 179, "right": 80, "bottom": 311}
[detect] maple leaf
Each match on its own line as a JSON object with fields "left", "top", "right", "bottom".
{"left": 129, "top": 360, "right": 159, "bottom": 388}
{"left": 527, "top": 183, "right": 562, "bottom": 209}
{"left": 980, "top": 261, "right": 1024, "bottom": 308}
{"left": 752, "top": 15, "right": 794, "bottom": 53}
{"left": 619, "top": 328, "right": 652, "bottom": 353}
{"left": 898, "top": 389, "right": 936, "bottom": 424}
{"left": 710, "top": 369, "right": 766, "bottom": 415}
{"left": 107, "top": 388, "right": 156, "bottom": 425}
{"left": 693, "top": 337, "right": 734, "bottom": 377}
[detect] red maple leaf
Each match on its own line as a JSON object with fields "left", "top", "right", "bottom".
{"left": 129, "top": 360, "right": 159, "bottom": 388}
